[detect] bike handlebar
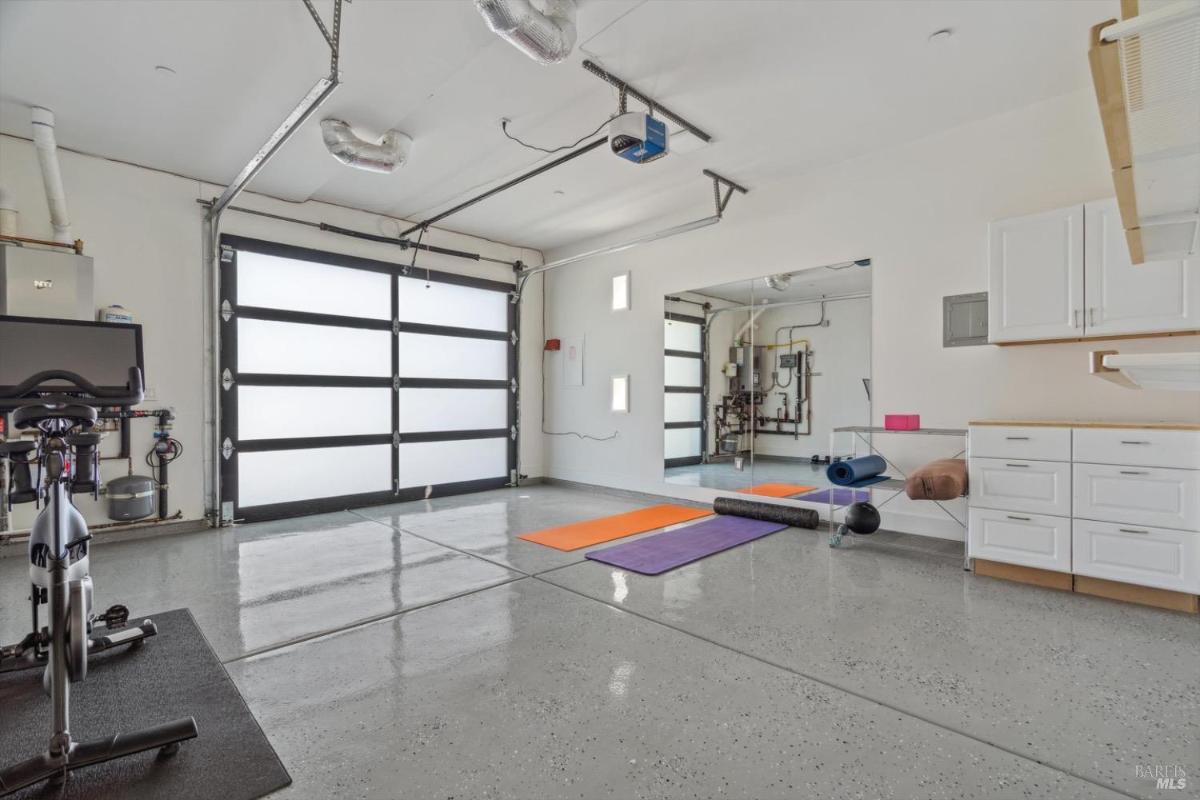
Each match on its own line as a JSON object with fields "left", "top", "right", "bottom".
{"left": 0, "top": 368, "right": 144, "bottom": 409}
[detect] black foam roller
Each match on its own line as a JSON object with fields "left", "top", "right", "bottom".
{"left": 713, "top": 496, "right": 819, "bottom": 529}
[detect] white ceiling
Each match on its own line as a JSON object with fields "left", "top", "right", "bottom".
{"left": 0, "top": 0, "right": 1116, "bottom": 252}
{"left": 693, "top": 261, "right": 872, "bottom": 306}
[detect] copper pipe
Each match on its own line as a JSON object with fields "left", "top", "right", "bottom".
{"left": 0, "top": 234, "right": 83, "bottom": 254}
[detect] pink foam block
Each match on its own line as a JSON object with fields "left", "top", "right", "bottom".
{"left": 884, "top": 414, "right": 920, "bottom": 431}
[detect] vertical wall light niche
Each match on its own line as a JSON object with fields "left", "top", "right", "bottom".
{"left": 611, "top": 271, "right": 631, "bottom": 311}
{"left": 611, "top": 374, "right": 630, "bottom": 413}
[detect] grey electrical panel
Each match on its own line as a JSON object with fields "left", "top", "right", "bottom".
{"left": 778, "top": 353, "right": 798, "bottom": 369}
{"left": 0, "top": 246, "right": 94, "bottom": 320}
{"left": 943, "top": 292, "right": 988, "bottom": 347}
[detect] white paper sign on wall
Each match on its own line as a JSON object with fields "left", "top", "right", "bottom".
{"left": 562, "top": 336, "right": 584, "bottom": 387}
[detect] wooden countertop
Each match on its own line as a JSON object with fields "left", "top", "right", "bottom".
{"left": 969, "top": 419, "right": 1200, "bottom": 431}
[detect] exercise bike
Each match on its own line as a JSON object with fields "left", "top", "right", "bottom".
{"left": 0, "top": 367, "right": 197, "bottom": 795}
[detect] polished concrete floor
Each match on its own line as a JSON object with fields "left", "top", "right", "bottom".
{"left": 1, "top": 484, "right": 1195, "bottom": 799}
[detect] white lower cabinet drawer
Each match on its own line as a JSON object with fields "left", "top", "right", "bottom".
{"left": 1073, "top": 428, "right": 1200, "bottom": 470}
{"left": 1072, "top": 519, "right": 1199, "bottom": 593}
{"left": 969, "top": 425, "right": 1072, "bottom": 462}
{"left": 969, "top": 457, "right": 1072, "bottom": 516}
{"left": 968, "top": 508, "right": 1071, "bottom": 572}
{"left": 1073, "top": 462, "right": 1200, "bottom": 531}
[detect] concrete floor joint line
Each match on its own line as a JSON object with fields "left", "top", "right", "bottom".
{"left": 350, "top": 508, "right": 549, "bottom": 577}
{"left": 222, "top": 574, "right": 530, "bottom": 664}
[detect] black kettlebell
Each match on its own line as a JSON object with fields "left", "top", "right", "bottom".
{"left": 844, "top": 501, "right": 881, "bottom": 535}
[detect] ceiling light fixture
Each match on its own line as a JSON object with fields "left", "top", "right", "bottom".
{"left": 825, "top": 258, "right": 872, "bottom": 271}
{"left": 765, "top": 273, "right": 792, "bottom": 291}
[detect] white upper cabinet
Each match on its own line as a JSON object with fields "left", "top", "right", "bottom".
{"left": 988, "top": 199, "right": 1200, "bottom": 343}
{"left": 988, "top": 205, "right": 1084, "bottom": 343}
{"left": 1083, "top": 198, "right": 1200, "bottom": 336}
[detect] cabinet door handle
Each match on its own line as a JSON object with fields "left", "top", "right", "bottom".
{"left": 1089, "top": 307, "right": 1096, "bottom": 326}
{"left": 1119, "top": 470, "right": 1148, "bottom": 475}
{"left": 1119, "top": 528, "right": 1149, "bottom": 534}
{"left": 1004, "top": 463, "right": 1029, "bottom": 468}
{"left": 1007, "top": 515, "right": 1032, "bottom": 521}
{"left": 1120, "top": 440, "right": 1150, "bottom": 445}
{"left": 1073, "top": 309, "right": 1080, "bottom": 328}
{"left": 1005, "top": 436, "right": 1030, "bottom": 441}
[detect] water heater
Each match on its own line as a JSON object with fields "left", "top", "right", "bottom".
{"left": 0, "top": 246, "right": 94, "bottom": 320}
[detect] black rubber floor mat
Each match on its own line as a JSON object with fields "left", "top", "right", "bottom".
{"left": 1, "top": 608, "right": 290, "bottom": 799}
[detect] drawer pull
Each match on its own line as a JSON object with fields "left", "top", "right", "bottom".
{"left": 1119, "top": 440, "right": 1150, "bottom": 445}
{"left": 1119, "top": 470, "right": 1148, "bottom": 476}
{"left": 1119, "top": 528, "right": 1149, "bottom": 535}
{"left": 1007, "top": 515, "right": 1032, "bottom": 521}
{"left": 1004, "top": 463, "right": 1029, "bottom": 468}
{"left": 1005, "top": 436, "right": 1030, "bottom": 441}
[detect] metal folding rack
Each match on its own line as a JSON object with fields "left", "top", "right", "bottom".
{"left": 827, "top": 425, "right": 968, "bottom": 547}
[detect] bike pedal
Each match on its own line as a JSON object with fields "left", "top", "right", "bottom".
{"left": 99, "top": 604, "right": 130, "bottom": 629}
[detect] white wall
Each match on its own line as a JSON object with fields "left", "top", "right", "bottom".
{"left": 0, "top": 133, "right": 545, "bottom": 531}
{"left": 540, "top": 88, "right": 1200, "bottom": 538}
{"left": 750, "top": 296, "right": 871, "bottom": 460}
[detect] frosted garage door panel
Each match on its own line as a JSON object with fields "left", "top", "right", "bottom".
{"left": 239, "top": 445, "right": 392, "bottom": 507}
{"left": 238, "top": 318, "right": 391, "bottom": 377}
{"left": 397, "top": 438, "right": 507, "bottom": 487}
{"left": 665, "top": 428, "right": 701, "bottom": 459}
{"left": 237, "top": 250, "right": 391, "bottom": 320}
{"left": 239, "top": 386, "right": 391, "bottom": 440}
{"left": 664, "top": 393, "right": 702, "bottom": 423}
{"left": 399, "top": 388, "right": 507, "bottom": 432}
{"left": 664, "top": 356, "right": 702, "bottom": 387}
{"left": 664, "top": 319, "right": 702, "bottom": 352}
{"left": 397, "top": 277, "right": 508, "bottom": 332}
{"left": 397, "top": 334, "right": 507, "bottom": 380}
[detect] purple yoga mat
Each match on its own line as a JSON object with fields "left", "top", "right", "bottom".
{"left": 585, "top": 515, "right": 786, "bottom": 575}
{"left": 795, "top": 487, "right": 870, "bottom": 507}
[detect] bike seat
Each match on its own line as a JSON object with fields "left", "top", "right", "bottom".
{"left": 12, "top": 404, "right": 98, "bottom": 430}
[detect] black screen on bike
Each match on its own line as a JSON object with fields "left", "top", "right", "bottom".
{"left": 0, "top": 316, "right": 144, "bottom": 394}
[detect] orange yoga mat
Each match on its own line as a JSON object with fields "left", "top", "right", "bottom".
{"left": 737, "top": 483, "right": 817, "bottom": 498}
{"left": 518, "top": 504, "right": 713, "bottom": 551}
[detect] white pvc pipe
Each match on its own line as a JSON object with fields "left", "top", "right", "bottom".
{"left": 1101, "top": 0, "right": 1200, "bottom": 41}
{"left": 734, "top": 306, "right": 765, "bottom": 342}
{"left": 30, "top": 107, "right": 72, "bottom": 244}
{"left": 0, "top": 185, "right": 17, "bottom": 237}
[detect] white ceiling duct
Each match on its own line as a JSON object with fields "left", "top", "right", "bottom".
{"left": 321, "top": 119, "right": 412, "bottom": 174}
{"left": 30, "top": 107, "right": 73, "bottom": 244}
{"left": 475, "top": 0, "right": 577, "bottom": 65}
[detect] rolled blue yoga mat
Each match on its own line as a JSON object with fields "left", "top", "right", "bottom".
{"left": 826, "top": 454, "right": 888, "bottom": 486}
